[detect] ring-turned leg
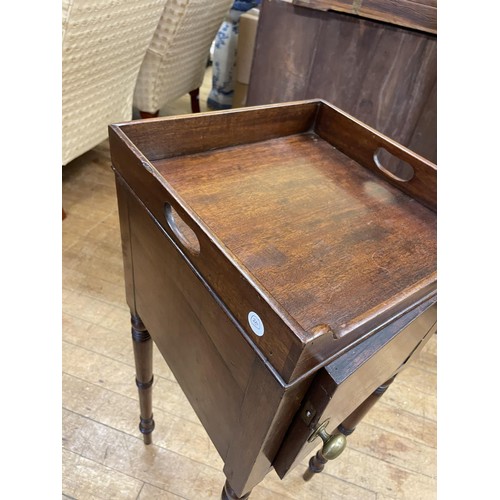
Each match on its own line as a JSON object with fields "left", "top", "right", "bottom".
{"left": 303, "top": 376, "right": 396, "bottom": 481}
{"left": 221, "top": 480, "right": 251, "bottom": 500}
{"left": 131, "top": 314, "right": 155, "bottom": 444}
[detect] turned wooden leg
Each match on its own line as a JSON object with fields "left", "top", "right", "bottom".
{"left": 139, "top": 110, "right": 159, "bottom": 119}
{"left": 189, "top": 88, "right": 201, "bottom": 113}
{"left": 221, "top": 480, "right": 251, "bottom": 500}
{"left": 303, "top": 448, "right": 329, "bottom": 481}
{"left": 302, "top": 426, "right": 346, "bottom": 481}
{"left": 303, "top": 376, "right": 396, "bottom": 481}
{"left": 131, "top": 314, "right": 155, "bottom": 444}
{"left": 339, "top": 376, "right": 396, "bottom": 436}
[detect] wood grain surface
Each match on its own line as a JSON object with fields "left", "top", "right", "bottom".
{"left": 62, "top": 137, "right": 437, "bottom": 499}
{"left": 292, "top": 0, "right": 437, "bottom": 33}
{"left": 110, "top": 100, "right": 436, "bottom": 383}
{"left": 247, "top": 1, "right": 436, "bottom": 164}
{"left": 62, "top": 70, "right": 437, "bottom": 499}
{"left": 153, "top": 133, "right": 436, "bottom": 338}
{"left": 274, "top": 300, "right": 436, "bottom": 476}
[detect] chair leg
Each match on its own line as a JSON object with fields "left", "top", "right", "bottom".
{"left": 139, "top": 110, "right": 159, "bottom": 119}
{"left": 189, "top": 88, "right": 201, "bottom": 113}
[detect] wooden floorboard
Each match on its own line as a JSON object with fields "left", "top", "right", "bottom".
{"left": 62, "top": 68, "right": 437, "bottom": 499}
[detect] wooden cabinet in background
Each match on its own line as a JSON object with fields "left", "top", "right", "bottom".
{"left": 247, "top": 0, "right": 437, "bottom": 164}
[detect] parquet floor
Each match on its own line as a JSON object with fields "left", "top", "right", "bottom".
{"left": 62, "top": 68, "right": 437, "bottom": 500}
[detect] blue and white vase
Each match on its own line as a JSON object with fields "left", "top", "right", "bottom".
{"left": 207, "top": 1, "right": 260, "bottom": 110}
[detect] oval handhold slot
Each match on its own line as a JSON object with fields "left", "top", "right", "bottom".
{"left": 373, "top": 147, "right": 415, "bottom": 182}
{"left": 164, "top": 203, "right": 201, "bottom": 256}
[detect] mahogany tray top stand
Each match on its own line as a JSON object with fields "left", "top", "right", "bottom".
{"left": 108, "top": 100, "right": 437, "bottom": 499}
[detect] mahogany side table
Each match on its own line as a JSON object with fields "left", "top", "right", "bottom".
{"left": 109, "top": 100, "right": 437, "bottom": 499}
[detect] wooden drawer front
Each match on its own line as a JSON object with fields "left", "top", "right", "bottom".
{"left": 121, "top": 178, "right": 258, "bottom": 460}
{"left": 274, "top": 300, "right": 436, "bottom": 477}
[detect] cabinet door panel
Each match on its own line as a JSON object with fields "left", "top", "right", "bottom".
{"left": 274, "top": 301, "right": 436, "bottom": 477}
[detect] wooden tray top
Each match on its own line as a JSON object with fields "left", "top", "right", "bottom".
{"left": 152, "top": 133, "right": 436, "bottom": 337}
{"left": 109, "top": 100, "right": 437, "bottom": 383}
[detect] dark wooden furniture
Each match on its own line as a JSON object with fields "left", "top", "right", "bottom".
{"left": 292, "top": 0, "right": 436, "bottom": 33}
{"left": 109, "top": 100, "right": 437, "bottom": 498}
{"left": 246, "top": 0, "right": 437, "bottom": 166}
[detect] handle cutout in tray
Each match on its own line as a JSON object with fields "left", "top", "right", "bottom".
{"left": 164, "top": 203, "right": 200, "bottom": 256}
{"left": 374, "top": 147, "right": 415, "bottom": 182}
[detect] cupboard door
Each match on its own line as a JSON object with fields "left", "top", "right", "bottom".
{"left": 274, "top": 301, "right": 436, "bottom": 477}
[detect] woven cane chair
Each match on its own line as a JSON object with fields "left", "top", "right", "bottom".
{"left": 62, "top": 0, "right": 166, "bottom": 165}
{"left": 133, "top": 0, "right": 232, "bottom": 118}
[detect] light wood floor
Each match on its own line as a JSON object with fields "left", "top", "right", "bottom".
{"left": 62, "top": 68, "right": 437, "bottom": 500}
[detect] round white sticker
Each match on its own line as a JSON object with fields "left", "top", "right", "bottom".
{"left": 248, "top": 311, "right": 264, "bottom": 336}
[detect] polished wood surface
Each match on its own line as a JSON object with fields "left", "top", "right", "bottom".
{"left": 293, "top": 0, "right": 437, "bottom": 33}
{"left": 120, "top": 176, "right": 254, "bottom": 458}
{"left": 302, "top": 376, "right": 395, "bottom": 481}
{"left": 63, "top": 138, "right": 437, "bottom": 499}
{"left": 154, "top": 130, "right": 436, "bottom": 341}
{"left": 247, "top": 1, "right": 436, "bottom": 165}
{"left": 154, "top": 132, "right": 436, "bottom": 336}
{"left": 110, "top": 100, "right": 436, "bottom": 384}
{"left": 62, "top": 69, "right": 437, "bottom": 498}
{"left": 108, "top": 100, "right": 437, "bottom": 497}
{"left": 117, "top": 101, "right": 318, "bottom": 161}
{"left": 131, "top": 314, "right": 155, "bottom": 444}
{"left": 274, "top": 301, "right": 436, "bottom": 477}
{"left": 115, "top": 170, "right": 315, "bottom": 496}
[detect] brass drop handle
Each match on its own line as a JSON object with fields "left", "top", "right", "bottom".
{"left": 308, "top": 420, "right": 347, "bottom": 461}
{"left": 303, "top": 419, "right": 347, "bottom": 481}
{"left": 316, "top": 422, "right": 347, "bottom": 460}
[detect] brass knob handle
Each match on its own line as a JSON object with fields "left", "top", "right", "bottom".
{"left": 308, "top": 420, "right": 347, "bottom": 461}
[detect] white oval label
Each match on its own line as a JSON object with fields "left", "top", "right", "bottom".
{"left": 248, "top": 311, "right": 264, "bottom": 336}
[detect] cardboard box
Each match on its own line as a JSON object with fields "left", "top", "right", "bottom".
{"left": 233, "top": 8, "right": 259, "bottom": 108}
